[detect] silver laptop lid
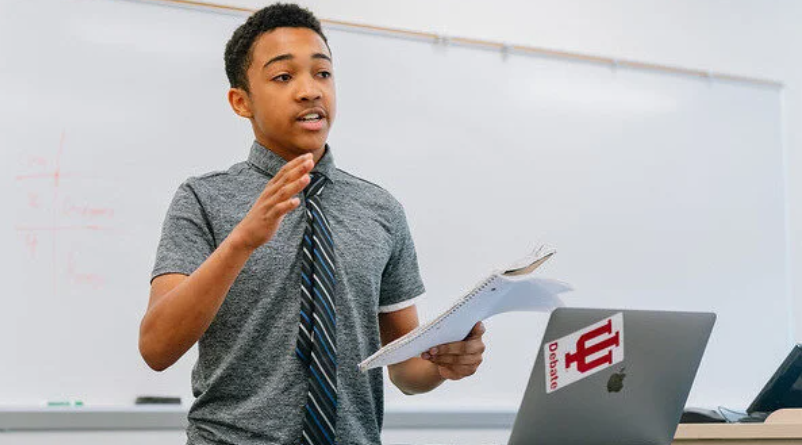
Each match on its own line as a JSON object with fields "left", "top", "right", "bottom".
{"left": 508, "top": 308, "right": 715, "bottom": 445}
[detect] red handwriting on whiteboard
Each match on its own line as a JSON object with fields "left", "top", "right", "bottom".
{"left": 24, "top": 233, "right": 38, "bottom": 257}
{"left": 14, "top": 131, "right": 114, "bottom": 292}
{"left": 61, "top": 198, "right": 115, "bottom": 219}
{"left": 27, "top": 192, "right": 41, "bottom": 209}
{"left": 67, "top": 252, "right": 104, "bottom": 290}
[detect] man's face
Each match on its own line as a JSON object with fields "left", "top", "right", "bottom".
{"left": 232, "top": 27, "right": 336, "bottom": 160}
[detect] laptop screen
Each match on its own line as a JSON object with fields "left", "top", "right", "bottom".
{"left": 747, "top": 344, "right": 802, "bottom": 415}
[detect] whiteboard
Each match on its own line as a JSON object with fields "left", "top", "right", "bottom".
{"left": 0, "top": 0, "right": 789, "bottom": 413}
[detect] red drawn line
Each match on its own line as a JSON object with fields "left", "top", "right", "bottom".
{"left": 55, "top": 131, "right": 64, "bottom": 189}
{"left": 50, "top": 130, "right": 67, "bottom": 295}
{"left": 15, "top": 225, "right": 111, "bottom": 232}
{"left": 52, "top": 130, "right": 65, "bottom": 297}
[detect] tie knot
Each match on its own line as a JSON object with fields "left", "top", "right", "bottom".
{"left": 304, "top": 172, "right": 327, "bottom": 198}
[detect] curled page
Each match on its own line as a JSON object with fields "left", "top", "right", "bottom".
{"left": 358, "top": 248, "right": 572, "bottom": 372}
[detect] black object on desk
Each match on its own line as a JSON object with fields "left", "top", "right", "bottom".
{"left": 135, "top": 396, "right": 182, "bottom": 405}
{"left": 680, "top": 407, "right": 726, "bottom": 423}
{"left": 682, "top": 344, "right": 802, "bottom": 424}
{"left": 747, "top": 344, "right": 802, "bottom": 416}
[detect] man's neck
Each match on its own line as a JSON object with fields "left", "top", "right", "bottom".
{"left": 256, "top": 138, "right": 326, "bottom": 164}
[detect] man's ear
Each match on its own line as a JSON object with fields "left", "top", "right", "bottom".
{"left": 228, "top": 87, "right": 253, "bottom": 119}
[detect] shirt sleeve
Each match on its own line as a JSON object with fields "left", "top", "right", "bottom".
{"left": 378, "top": 201, "right": 426, "bottom": 312}
{"left": 150, "top": 180, "right": 216, "bottom": 283}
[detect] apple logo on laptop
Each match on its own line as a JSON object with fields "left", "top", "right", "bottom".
{"left": 607, "top": 367, "right": 626, "bottom": 393}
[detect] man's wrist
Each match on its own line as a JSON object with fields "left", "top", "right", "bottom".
{"left": 224, "top": 229, "right": 259, "bottom": 256}
{"left": 416, "top": 360, "right": 446, "bottom": 393}
{"left": 391, "top": 358, "right": 446, "bottom": 395}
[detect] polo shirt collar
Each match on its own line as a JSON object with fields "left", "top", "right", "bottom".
{"left": 248, "top": 140, "right": 337, "bottom": 182}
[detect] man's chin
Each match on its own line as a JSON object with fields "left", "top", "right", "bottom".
{"left": 294, "top": 137, "right": 329, "bottom": 154}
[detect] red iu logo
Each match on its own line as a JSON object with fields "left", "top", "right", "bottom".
{"left": 565, "top": 319, "right": 620, "bottom": 373}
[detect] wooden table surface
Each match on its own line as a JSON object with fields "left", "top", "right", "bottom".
{"left": 673, "top": 409, "right": 802, "bottom": 444}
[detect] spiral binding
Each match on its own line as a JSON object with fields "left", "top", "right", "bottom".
{"left": 361, "top": 273, "right": 500, "bottom": 369}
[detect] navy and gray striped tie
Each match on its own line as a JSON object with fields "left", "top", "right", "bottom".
{"left": 296, "top": 172, "right": 338, "bottom": 445}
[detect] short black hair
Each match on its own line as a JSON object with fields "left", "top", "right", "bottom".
{"left": 224, "top": 3, "right": 329, "bottom": 92}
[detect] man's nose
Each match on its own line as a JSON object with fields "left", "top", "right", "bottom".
{"left": 296, "top": 75, "right": 322, "bottom": 102}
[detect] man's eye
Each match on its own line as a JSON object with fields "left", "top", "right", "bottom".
{"left": 317, "top": 71, "right": 332, "bottom": 79}
{"left": 273, "top": 74, "right": 291, "bottom": 82}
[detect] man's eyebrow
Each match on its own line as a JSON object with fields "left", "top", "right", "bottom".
{"left": 263, "top": 53, "right": 332, "bottom": 70}
{"left": 263, "top": 54, "right": 293, "bottom": 70}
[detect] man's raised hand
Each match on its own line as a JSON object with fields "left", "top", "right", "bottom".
{"left": 231, "top": 153, "right": 315, "bottom": 251}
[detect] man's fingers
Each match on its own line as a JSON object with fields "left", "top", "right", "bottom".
{"left": 428, "top": 353, "right": 483, "bottom": 366}
{"left": 426, "top": 338, "right": 485, "bottom": 356}
{"left": 269, "top": 197, "right": 301, "bottom": 219}
{"left": 270, "top": 157, "right": 314, "bottom": 193}
{"left": 279, "top": 153, "right": 314, "bottom": 177}
{"left": 465, "top": 322, "right": 486, "bottom": 339}
{"left": 267, "top": 172, "right": 310, "bottom": 206}
{"left": 438, "top": 365, "right": 478, "bottom": 380}
{"left": 282, "top": 155, "right": 315, "bottom": 184}
{"left": 263, "top": 154, "right": 314, "bottom": 195}
{"left": 425, "top": 323, "right": 486, "bottom": 356}
{"left": 420, "top": 322, "right": 487, "bottom": 380}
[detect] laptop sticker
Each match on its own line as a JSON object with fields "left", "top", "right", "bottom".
{"left": 545, "top": 312, "right": 624, "bottom": 394}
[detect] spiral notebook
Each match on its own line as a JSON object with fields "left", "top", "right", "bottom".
{"left": 358, "top": 247, "right": 572, "bottom": 372}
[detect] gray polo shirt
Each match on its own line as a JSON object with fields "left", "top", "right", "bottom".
{"left": 151, "top": 141, "right": 426, "bottom": 445}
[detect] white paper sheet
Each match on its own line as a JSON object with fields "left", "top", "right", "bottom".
{"left": 358, "top": 249, "right": 572, "bottom": 371}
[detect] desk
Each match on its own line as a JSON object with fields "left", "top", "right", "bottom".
{"left": 674, "top": 424, "right": 802, "bottom": 444}
{"left": 673, "top": 409, "right": 802, "bottom": 444}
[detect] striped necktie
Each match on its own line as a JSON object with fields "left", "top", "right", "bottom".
{"left": 296, "top": 172, "right": 338, "bottom": 445}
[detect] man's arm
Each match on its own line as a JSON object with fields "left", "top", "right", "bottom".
{"left": 140, "top": 240, "right": 254, "bottom": 371}
{"left": 379, "top": 305, "right": 486, "bottom": 395}
{"left": 139, "top": 154, "right": 314, "bottom": 371}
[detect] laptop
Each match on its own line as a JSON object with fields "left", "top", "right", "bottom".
{"left": 508, "top": 307, "right": 716, "bottom": 445}
{"left": 737, "top": 343, "right": 802, "bottom": 422}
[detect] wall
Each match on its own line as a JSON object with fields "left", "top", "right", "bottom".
{"left": 210, "top": 0, "right": 802, "bottom": 340}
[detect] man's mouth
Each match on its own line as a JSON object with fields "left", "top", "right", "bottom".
{"left": 296, "top": 110, "right": 326, "bottom": 131}
{"left": 297, "top": 112, "right": 323, "bottom": 123}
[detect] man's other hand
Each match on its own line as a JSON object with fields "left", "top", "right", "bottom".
{"left": 421, "top": 322, "right": 486, "bottom": 380}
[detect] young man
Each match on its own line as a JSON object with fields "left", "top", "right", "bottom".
{"left": 139, "top": 4, "right": 485, "bottom": 445}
